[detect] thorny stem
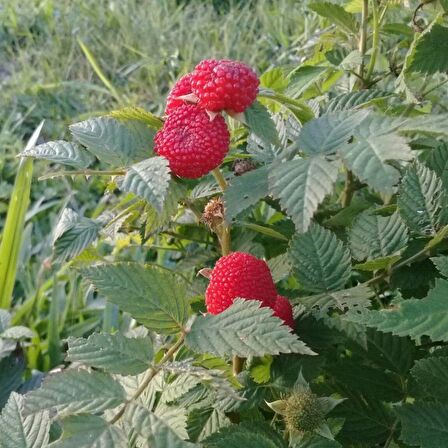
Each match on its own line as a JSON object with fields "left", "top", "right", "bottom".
{"left": 108, "top": 335, "right": 185, "bottom": 424}
{"left": 365, "top": 0, "right": 380, "bottom": 84}
{"left": 38, "top": 169, "right": 125, "bottom": 181}
{"left": 212, "top": 168, "right": 243, "bottom": 376}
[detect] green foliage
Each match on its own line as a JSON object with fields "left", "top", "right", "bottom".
{"left": 289, "top": 224, "right": 351, "bottom": 293}
{"left": 51, "top": 415, "right": 127, "bottom": 448}
{"left": 345, "top": 279, "right": 448, "bottom": 342}
{"left": 397, "top": 403, "right": 448, "bottom": 448}
{"left": 121, "top": 156, "right": 171, "bottom": 213}
{"left": 24, "top": 370, "right": 126, "bottom": 417}
{"left": 407, "top": 24, "right": 448, "bottom": 75}
{"left": 19, "top": 140, "right": 95, "bottom": 169}
{"left": 0, "top": 392, "right": 50, "bottom": 448}
{"left": 3, "top": 1, "right": 448, "bottom": 446}
{"left": 66, "top": 333, "right": 153, "bottom": 375}
{"left": 186, "top": 299, "right": 315, "bottom": 357}
{"left": 269, "top": 158, "right": 339, "bottom": 232}
{"left": 398, "top": 162, "right": 445, "bottom": 234}
{"left": 82, "top": 263, "right": 190, "bottom": 333}
{"left": 70, "top": 117, "right": 155, "bottom": 166}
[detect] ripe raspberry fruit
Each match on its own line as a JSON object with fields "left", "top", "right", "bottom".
{"left": 191, "top": 59, "right": 259, "bottom": 113}
{"left": 205, "top": 252, "right": 277, "bottom": 315}
{"left": 273, "top": 295, "right": 295, "bottom": 330}
{"left": 165, "top": 73, "right": 193, "bottom": 115}
{"left": 154, "top": 104, "right": 230, "bottom": 179}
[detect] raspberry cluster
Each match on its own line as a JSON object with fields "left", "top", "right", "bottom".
{"left": 205, "top": 252, "right": 295, "bottom": 330}
{"left": 155, "top": 59, "right": 259, "bottom": 179}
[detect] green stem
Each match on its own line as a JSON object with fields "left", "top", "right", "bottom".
{"left": 341, "top": 170, "right": 355, "bottom": 208}
{"left": 357, "top": 0, "right": 369, "bottom": 83}
{"left": 108, "top": 335, "right": 185, "bottom": 424}
{"left": 38, "top": 169, "right": 125, "bottom": 181}
{"left": 365, "top": 0, "right": 380, "bottom": 84}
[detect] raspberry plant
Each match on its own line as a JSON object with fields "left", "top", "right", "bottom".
{"left": 2, "top": 1, "right": 448, "bottom": 447}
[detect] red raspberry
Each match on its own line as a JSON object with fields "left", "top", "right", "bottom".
{"left": 154, "top": 104, "right": 230, "bottom": 179}
{"left": 205, "top": 252, "right": 277, "bottom": 315}
{"left": 191, "top": 59, "right": 259, "bottom": 113}
{"left": 165, "top": 73, "right": 193, "bottom": 115}
{"left": 273, "top": 295, "right": 295, "bottom": 331}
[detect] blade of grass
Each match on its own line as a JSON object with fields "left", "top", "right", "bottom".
{"left": 77, "top": 37, "right": 123, "bottom": 104}
{"left": 0, "top": 121, "right": 44, "bottom": 309}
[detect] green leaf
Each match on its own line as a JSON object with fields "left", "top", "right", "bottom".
{"left": 267, "top": 254, "right": 291, "bottom": 282}
{"left": 407, "top": 24, "right": 448, "bottom": 75}
{"left": 53, "top": 217, "right": 100, "bottom": 263}
{"left": 0, "top": 353, "right": 25, "bottom": 408}
{"left": 289, "top": 224, "right": 351, "bottom": 293}
{"left": 411, "top": 357, "right": 448, "bottom": 401}
{"left": 326, "top": 360, "right": 402, "bottom": 402}
{"left": 244, "top": 101, "right": 279, "bottom": 146}
{"left": 121, "top": 156, "right": 171, "bottom": 213}
{"left": 397, "top": 403, "right": 448, "bottom": 448}
{"left": 203, "top": 422, "right": 287, "bottom": 448}
{"left": 66, "top": 333, "right": 153, "bottom": 375}
{"left": 296, "top": 110, "right": 369, "bottom": 156}
{"left": 326, "top": 90, "right": 394, "bottom": 112}
{"left": 286, "top": 66, "right": 328, "bottom": 98}
{"left": 108, "top": 106, "right": 163, "bottom": 129}
{"left": 24, "top": 370, "right": 125, "bottom": 417}
{"left": 338, "top": 133, "right": 413, "bottom": 194}
{"left": 82, "top": 263, "right": 189, "bottom": 333}
{"left": 260, "top": 67, "right": 289, "bottom": 92}
{"left": 297, "top": 284, "right": 374, "bottom": 313}
{"left": 238, "top": 223, "right": 288, "bottom": 241}
{"left": 432, "top": 256, "right": 448, "bottom": 278}
{"left": 0, "top": 392, "right": 50, "bottom": 448}
{"left": 19, "top": 140, "right": 95, "bottom": 169}
{"left": 397, "top": 162, "right": 444, "bottom": 234}
{"left": 70, "top": 117, "right": 154, "bottom": 166}
{"left": 269, "top": 158, "right": 339, "bottom": 233}
{"left": 186, "top": 299, "right": 316, "bottom": 357}
{"left": 125, "top": 403, "right": 195, "bottom": 448}
{"left": 309, "top": 2, "right": 358, "bottom": 34}
{"left": 426, "top": 142, "right": 448, "bottom": 187}
{"left": 50, "top": 415, "right": 127, "bottom": 448}
{"left": 224, "top": 166, "right": 269, "bottom": 223}
{"left": 0, "top": 122, "right": 42, "bottom": 309}
{"left": 365, "top": 329, "right": 415, "bottom": 375}
{"left": 349, "top": 211, "right": 409, "bottom": 261}
{"left": 159, "top": 374, "right": 201, "bottom": 405}
{"left": 345, "top": 278, "right": 448, "bottom": 342}
{"left": 187, "top": 407, "right": 231, "bottom": 442}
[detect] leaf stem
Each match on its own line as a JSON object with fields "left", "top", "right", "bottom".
{"left": 365, "top": 0, "right": 380, "bottom": 84}
{"left": 108, "top": 334, "right": 185, "bottom": 424}
{"left": 38, "top": 169, "right": 125, "bottom": 181}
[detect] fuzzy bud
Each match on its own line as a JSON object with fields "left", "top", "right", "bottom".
{"left": 284, "top": 391, "right": 324, "bottom": 435}
{"left": 202, "top": 197, "right": 225, "bottom": 230}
